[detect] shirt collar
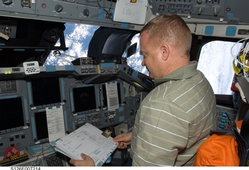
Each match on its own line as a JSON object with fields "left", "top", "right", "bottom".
{"left": 153, "top": 61, "right": 198, "bottom": 86}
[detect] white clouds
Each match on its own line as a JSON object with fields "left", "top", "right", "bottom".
{"left": 70, "top": 24, "right": 93, "bottom": 39}
{"left": 63, "top": 24, "right": 94, "bottom": 58}
{"left": 126, "top": 33, "right": 149, "bottom": 75}
{"left": 69, "top": 41, "right": 86, "bottom": 58}
{"left": 45, "top": 24, "right": 98, "bottom": 66}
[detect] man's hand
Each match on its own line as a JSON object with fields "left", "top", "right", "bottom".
{"left": 69, "top": 153, "right": 95, "bottom": 166}
{"left": 113, "top": 132, "right": 132, "bottom": 149}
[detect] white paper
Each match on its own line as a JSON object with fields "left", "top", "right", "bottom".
{"left": 105, "top": 81, "right": 119, "bottom": 111}
{"left": 46, "top": 106, "right": 66, "bottom": 142}
{"left": 54, "top": 123, "right": 118, "bottom": 166}
{"left": 114, "top": 0, "right": 148, "bottom": 24}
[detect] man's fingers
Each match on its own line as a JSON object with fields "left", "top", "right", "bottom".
{"left": 69, "top": 159, "right": 76, "bottom": 165}
{"left": 113, "top": 135, "right": 124, "bottom": 142}
{"left": 80, "top": 153, "right": 87, "bottom": 160}
{"left": 118, "top": 142, "right": 128, "bottom": 149}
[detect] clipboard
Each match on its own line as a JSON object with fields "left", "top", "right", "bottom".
{"left": 53, "top": 123, "right": 118, "bottom": 166}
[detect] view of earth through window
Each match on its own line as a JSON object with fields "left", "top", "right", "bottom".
{"left": 45, "top": 23, "right": 242, "bottom": 95}
{"left": 197, "top": 41, "right": 242, "bottom": 95}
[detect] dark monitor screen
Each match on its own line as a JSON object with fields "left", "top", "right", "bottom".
{"left": 0, "top": 97, "right": 25, "bottom": 131}
{"left": 127, "top": 42, "right": 137, "bottom": 58}
{"left": 101, "top": 83, "right": 121, "bottom": 108}
{"left": 73, "top": 86, "right": 97, "bottom": 113}
{"left": 101, "top": 33, "right": 133, "bottom": 57}
{"left": 34, "top": 111, "right": 48, "bottom": 140}
{"left": 88, "top": 27, "right": 136, "bottom": 60}
{"left": 31, "top": 77, "right": 61, "bottom": 106}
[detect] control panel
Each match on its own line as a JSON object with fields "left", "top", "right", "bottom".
{"left": 0, "top": 61, "right": 150, "bottom": 160}
{"left": 148, "top": 0, "right": 249, "bottom": 24}
{"left": 0, "top": 80, "right": 33, "bottom": 158}
{"left": 216, "top": 105, "right": 237, "bottom": 131}
{"left": 0, "top": 0, "right": 133, "bottom": 30}
{"left": 0, "top": 0, "right": 249, "bottom": 29}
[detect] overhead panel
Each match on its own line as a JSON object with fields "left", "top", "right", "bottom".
{"left": 0, "top": 0, "right": 137, "bottom": 30}
{"left": 0, "top": 0, "right": 35, "bottom": 14}
{"left": 148, "top": 0, "right": 249, "bottom": 24}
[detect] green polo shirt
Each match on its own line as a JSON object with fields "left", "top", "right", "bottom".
{"left": 131, "top": 61, "right": 217, "bottom": 166}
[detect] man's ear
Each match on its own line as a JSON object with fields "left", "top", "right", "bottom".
{"left": 161, "top": 44, "right": 169, "bottom": 61}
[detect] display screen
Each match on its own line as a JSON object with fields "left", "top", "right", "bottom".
{"left": 27, "top": 63, "right": 35, "bottom": 66}
{"left": 0, "top": 97, "right": 25, "bottom": 131}
{"left": 31, "top": 77, "right": 61, "bottom": 106}
{"left": 34, "top": 111, "right": 48, "bottom": 140}
{"left": 73, "top": 86, "right": 97, "bottom": 113}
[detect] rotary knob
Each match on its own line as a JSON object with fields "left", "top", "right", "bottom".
{"left": 130, "top": 109, "right": 134, "bottom": 116}
{"left": 197, "top": 0, "right": 202, "bottom": 4}
{"left": 55, "top": 4, "right": 63, "bottom": 13}
{"left": 213, "top": 6, "right": 220, "bottom": 16}
{"left": 2, "top": 0, "right": 12, "bottom": 5}
{"left": 198, "top": 5, "right": 204, "bottom": 15}
{"left": 83, "top": 9, "right": 90, "bottom": 17}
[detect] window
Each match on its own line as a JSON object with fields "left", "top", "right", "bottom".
{"left": 197, "top": 41, "right": 242, "bottom": 95}
{"left": 45, "top": 23, "right": 243, "bottom": 96}
{"left": 44, "top": 23, "right": 99, "bottom": 66}
{"left": 126, "top": 33, "right": 148, "bottom": 75}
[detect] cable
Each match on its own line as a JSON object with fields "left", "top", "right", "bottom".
{"left": 34, "top": 143, "right": 56, "bottom": 166}
{"left": 84, "top": 0, "right": 113, "bottom": 19}
{"left": 230, "top": 37, "right": 249, "bottom": 69}
{"left": 127, "top": 127, "right": 133, "bottom": 132}
{"left": 96, "top": 0, "right": 113, "bottom": 19}
{"left": 63, "top": 53, "right": 78, "bottom": 59}
{"left": 53, "top": 50, "right": 78, "bottom": 59}
{"left": 235, "top": 82, "right": 248, "bottom": 103}
{"left": 53, "top": 50, "right": 73, "bottom": 65}
{"left": 108, "top": 0, "right": 113, "bottom": 14}
{"left": 35, "top": 146, "right": 44, "bottom": 166}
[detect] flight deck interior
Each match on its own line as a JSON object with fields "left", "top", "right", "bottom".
{"left": 0, "top": 0, "right": 249, "bottom": 166}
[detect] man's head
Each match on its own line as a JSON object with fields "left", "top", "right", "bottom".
{"left": 140, "top": 14, "right": 192, "bottom": 79}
